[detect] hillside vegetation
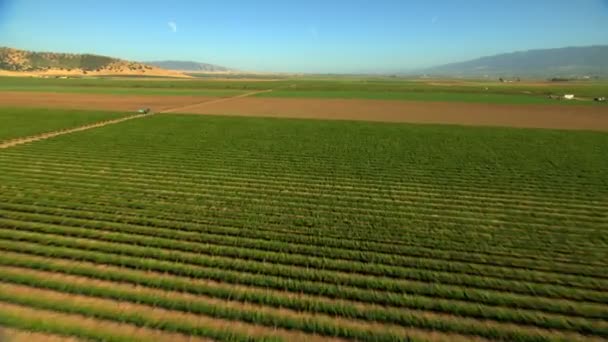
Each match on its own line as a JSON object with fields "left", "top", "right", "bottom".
{"left": 0, "top": 47, "right": 187, "bottom": 77}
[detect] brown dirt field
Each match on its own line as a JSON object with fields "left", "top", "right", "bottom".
{"left": 0, "top": 91, "right": 216, "bottom": 112}
{"left": 174, "top": 97, "right": 608, "bottom": 131}
{"left": 162, "top": 89, "right": 273, "bottom": 113}
{"left": 2, "top": 91, "right": 607, "bottom": 131}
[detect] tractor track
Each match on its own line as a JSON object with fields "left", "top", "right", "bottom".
{"left": 160, "top": 89, "right": 274, "bottom": 114}
{"left": 0, "top": 89, "right": 277, "bottom": 149}
{"left": 0, "top": 113, "right": 151, "bottom": 149}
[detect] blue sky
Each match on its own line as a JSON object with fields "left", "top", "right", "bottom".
{"left": 1, "top": 0, "right": 607, "bottom": 73}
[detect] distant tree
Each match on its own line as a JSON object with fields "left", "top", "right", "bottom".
{"left": 499, "top": 78, "right": 504, "bottom": 82}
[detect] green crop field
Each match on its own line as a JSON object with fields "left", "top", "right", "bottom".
{"left": 0, "top": 107, "right": 130, "bottom": 142}
{"left": 2, "top": 76, "right": 607, "bottom": 105}
{"left": 254, "top": 89, "right": 569, "bottom": 104}
{"left": 0, "top": 112, "right": 607, "bottom": 341}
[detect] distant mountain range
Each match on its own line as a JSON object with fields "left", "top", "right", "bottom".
{"left": 2, "top": 45, "right": 607, "bottom": 78}
{"left": 423, "top": 46, "right": 608, "bottom": 77}
{"left": 0, "top": 47, "right": 186, "bottom": 77}
{"left": 144, "top": 60, "right": 232, "bottom": 72}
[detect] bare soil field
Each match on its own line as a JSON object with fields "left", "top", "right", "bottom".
{"left": 178, "top": 97, "right": 608, "bottom": 131}
{"left": 0, "top": 91, "right": 215, "bottom": 112}
{"left": 1, "top": 91, "right": 607, "bottom": 131}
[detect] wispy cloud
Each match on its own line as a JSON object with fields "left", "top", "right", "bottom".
{"left": 168, "top": 21, "right": 177, "bottom": 33}
{"left": 431, "top": 16, "right": 439, "bottom": 24}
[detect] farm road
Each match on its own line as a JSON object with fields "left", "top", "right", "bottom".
{"left": 0, "top": 113, "right": 151, "bottom": 149}
{"left": 0, "top": 89, "right": 276, "bottom": 149}
{"left": 160, "top": 89, "right": 274, "bottom": 113}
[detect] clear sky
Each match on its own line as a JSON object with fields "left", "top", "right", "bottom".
{"left": 1, "top": 0, "right": 607, "bottom": 73}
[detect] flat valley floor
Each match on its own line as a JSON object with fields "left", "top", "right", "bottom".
{"left": 2, "top": 91, "right": 607, "bottom": 131}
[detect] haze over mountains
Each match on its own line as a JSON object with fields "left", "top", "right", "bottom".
{"left": 423, "top": 46, "right": 608, "bottom": 77}
{"left": 1, "top": 45, "right": 607, "bottom": 78}
{"left": 144, "top": 60, "right": 232, "bottom": 72}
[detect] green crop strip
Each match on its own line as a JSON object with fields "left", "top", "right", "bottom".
{"left": 0, "top": 251, "right": 601, "bottom": 334}
{"left": 0, "top": 107, "right": 130, "bottom": 142}
{"left": 0, "top": 204, "right": 604, "bottom": 294}
{"left": 0, "top": 182, "right": 604, "bottom": 270}
{"left": 0, "top": 272, "right": 420, "bottom": 342}
{"left": 0, "top": 210, "right": 605, "bottom": 301}
{"left": 1, "top": 237, "right": 606, "bottom": 326}
{"left": 0, "top": 287, "right": 272, "bottom": 342}
{"left": 0, "top": 309, "right": 140, "bottom": 342}
{"left": 0, "top": 259, "right": 603, "bottom": 341}
{"left": 0, "top": 112, "right": 606, "bottom": 341}
{"left": 2, "top": 76, "right": 607, "bottom": 104}
{"left": 2, "top": 226, "right": 607, "bottom": 308}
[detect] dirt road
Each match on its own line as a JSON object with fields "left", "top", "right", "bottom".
{"left": 161, "top": 90, "right": 273, "bottom": 113}
{"left": 0, "top": 113, "right": 150, "bottom": 149}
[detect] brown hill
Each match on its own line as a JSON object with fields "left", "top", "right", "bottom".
{"left": 0, "top": 47, "right": 189, "bottom": 78}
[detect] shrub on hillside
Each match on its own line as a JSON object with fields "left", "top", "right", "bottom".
{"left": 81, "top": 54, "right": 115, "bottom": 71}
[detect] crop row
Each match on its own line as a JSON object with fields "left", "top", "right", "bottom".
{"left": 0, "top": 305, "right": 141, "bottom": 342}
{"left": 5, "top": 150, "right": 604, "bottom": 215}
{"left": 3, "top": 144, "right": 605, "bottom": 201}
{"left": 1, "top": 190, "right": 604, "bottom": 276}
{"left": 3, "top": 148, "right": 605, "bottom": 202}
{"left": 2, "top": 202, "right": 604, "bottom": 286}
{"left": 0, "top": 270, "right": 485, "bottom": 342}
{"left": 4, "top": 151, "right": 608, "bottom": 218}
{"left": 20, "top": 134, "right": 606, "bottom": 186}
{"left": 2, "top": 174, "right": 604, "bottom": 260}
{"left": 3, "top": 105, "right": 606, "bottom": 342}
{"left": 1, "top": 211, "right": 606, "bottom": 297}
{"left": 18, "top": 113, "right": 605, "bottom": 198}
{"left": 0, "top": 284, "right": 274, "bottom": 342}
{"left": 2, "top": 267, "right": 603, "bottom": 342}
{"left": 1, "top": 252, "right": 606, "bottom": 340}
{"left": 1, "top": 236, "right": 606, "bottom": 323}
{"left": 1, "top": 194, "right": 604, "bottom": 280}
{"left": 1, "top": 162, "right": 604, "bottom": 231}
{"left": 10, "top": 227, "right": 607, "bottom": 309}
